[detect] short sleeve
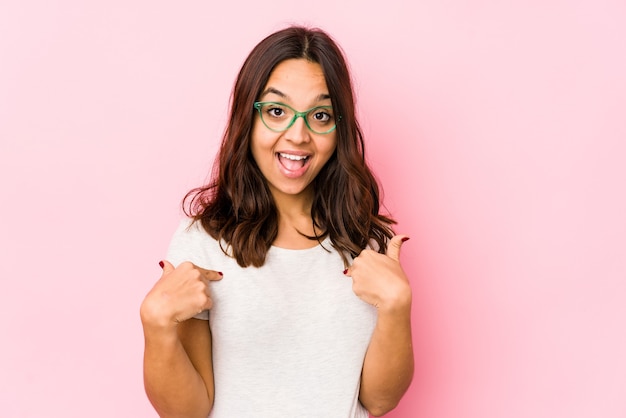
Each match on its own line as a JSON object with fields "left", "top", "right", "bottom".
{"left": 165, "top": 218, "right": 210, "bottom": 321}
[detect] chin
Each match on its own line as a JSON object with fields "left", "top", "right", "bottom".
{"left": 270, "top": 182, "right": 312, "bottom": 199}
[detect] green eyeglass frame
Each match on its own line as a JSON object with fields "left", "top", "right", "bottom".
{"left": 253, "top": 101, "right": 341, "bottom": 134}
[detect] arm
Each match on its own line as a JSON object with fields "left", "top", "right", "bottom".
{"left": 140, "top": 261, "right": 222, "bottom": 418}
{"left": 346, "top": 236, "right": 414, "bottom": 416}
{"left": 359, "top": 292, "right": 413, "bottom": 416}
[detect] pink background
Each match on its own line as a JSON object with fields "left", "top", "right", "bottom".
{"left": 1, "top": 1, "right": 625, "bottom": 417}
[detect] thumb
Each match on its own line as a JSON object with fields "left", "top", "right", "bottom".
{"left": 159, "top": 260, "right": 175, "bottom": 275}
{"left": 386, "top": 235, "right": 409, "bottom": 262}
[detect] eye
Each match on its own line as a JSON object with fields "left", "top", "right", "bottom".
{"left": 265, "top": 105, "right": 286, "bottom": 118}
{"left": 311, "top": 109, "right": 332, "bottom": 123}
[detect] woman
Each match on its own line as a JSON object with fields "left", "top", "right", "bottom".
{"left": 140, "top": 26, "right": 413, "bottom": 417}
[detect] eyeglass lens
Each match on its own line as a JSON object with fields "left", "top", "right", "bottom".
{"left": 257, "top": 102, "right": 336, "bottom": 134}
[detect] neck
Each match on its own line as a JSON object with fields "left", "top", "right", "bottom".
{"left": 270, "top": 187, "right": 322, "bottom": 248}
{"left": 271, "top": 185, "right": 314, "bottom": 220}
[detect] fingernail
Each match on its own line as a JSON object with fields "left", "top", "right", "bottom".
{"left": 158, "top": 261, "right": 164, "bottom": 268}
{"left": 401, "top": 237, "right": 410, "bottom": 242}
{"left": 218, "top": 272, "right": 223, "bottom": 276}
{"left": 343, "top": 269, "right": 348, "bottom": 275}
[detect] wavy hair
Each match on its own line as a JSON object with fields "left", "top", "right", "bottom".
{"left": 184, "top": 26, "right": 395, "bottom": 267}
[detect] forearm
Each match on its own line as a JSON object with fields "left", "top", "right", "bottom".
{"left": 359, "top": 304, "right": 414, "bottom": 416}
{"left": 143, "top": 326, "right": 212, "bottom": 418}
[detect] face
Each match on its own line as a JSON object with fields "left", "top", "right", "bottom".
{"left": 251, "top": 58, "right": 337, "bottom": 205}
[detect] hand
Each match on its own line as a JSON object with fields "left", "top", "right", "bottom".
{"left": 140, "top": 261, "right": 223, "bottom": 331}
{"left": 345, "top": 235, "right": 411, "bottom": 312}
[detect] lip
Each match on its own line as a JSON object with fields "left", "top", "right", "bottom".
{"left": 275, "top": 151, "right": 312, "bottom": 179}
{"left": 276, "top": 150, "right": 311, "bottom": 157}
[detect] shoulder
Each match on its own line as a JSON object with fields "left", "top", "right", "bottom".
{"left": 172, "top": 217, "right": 205, "bottom": 238}
{"left": 168, "top": 217, "right": 209, "bottom": 248}
{"left": 165, "top": 218, "right": 223, "bottom": 267}
{"left": 367, "top": 239, "right": 381, "bottom": 252}
{"left": 365, "top": 226, "right": 395, "bottom": 254}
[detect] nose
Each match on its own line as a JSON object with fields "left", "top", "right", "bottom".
{"left": 284, "top": 115, "right": 311, "bottom": 144}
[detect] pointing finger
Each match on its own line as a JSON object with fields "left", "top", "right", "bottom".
{"left": 159, "top": 260, "right": 223, "bottom": 281}
{"left": 197, "top": 267, "right": 224, "bottom": 282}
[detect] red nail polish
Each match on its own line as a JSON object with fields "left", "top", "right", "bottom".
{"left": 158, "top": 261, "right": 164, "bottom": 268}
{"left": 218, "top": 272, "right": 223, "bottom": 276}
{"left": 401, "top": 237, "right": 410, "bottom": 242}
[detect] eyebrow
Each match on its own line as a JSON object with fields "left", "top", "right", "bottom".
{"left": 259, "top": 87, "right": 331, "bottom": 103}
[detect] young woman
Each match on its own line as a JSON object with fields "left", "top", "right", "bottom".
{"left": 140, "top": 26, "right": 414, "bottom": 417}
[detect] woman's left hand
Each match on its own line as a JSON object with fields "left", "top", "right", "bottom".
{"left": 345, "top": 235, "right": 412, "bottom": 312}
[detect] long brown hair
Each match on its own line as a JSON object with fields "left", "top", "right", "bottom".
{"left": 184, "top": 26, "right": 395, "bottom": 267}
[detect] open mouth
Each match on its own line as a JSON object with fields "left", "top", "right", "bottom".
{"left": 277, "top": 152, "right": 310, "bottom": 171}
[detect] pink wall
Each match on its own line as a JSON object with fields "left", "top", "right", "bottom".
{"left": 1, "top": 1, "right": 625, "bottom": 417}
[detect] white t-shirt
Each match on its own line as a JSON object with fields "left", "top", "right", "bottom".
{"left": 166, "top": 219, "right": 378, "bottom": 417}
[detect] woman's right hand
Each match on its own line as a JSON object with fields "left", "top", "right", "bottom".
{"left": 140, "top": 260, "right": 223, "bottom": 332}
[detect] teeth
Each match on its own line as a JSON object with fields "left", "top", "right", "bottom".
{"left": 279, "top": 153, "right": 308, "bottom": 161}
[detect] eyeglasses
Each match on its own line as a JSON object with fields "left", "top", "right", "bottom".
{"left": 253, "top": 101, "right": 340, "bottom": 134}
